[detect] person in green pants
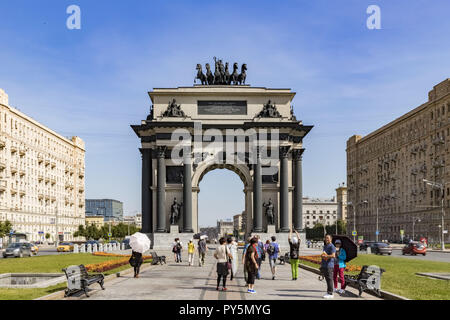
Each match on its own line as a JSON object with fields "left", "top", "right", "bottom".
{"left": 288, "top": 228, "right": 301, "bottom": 280}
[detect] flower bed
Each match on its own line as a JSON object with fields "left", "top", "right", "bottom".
{"left": 299, "top": 255, "right": 362, "bottom": 272}
{"left": 92, "top": 252, "right": 152, "bottom": 259}
{"left": 86, "top": 252, "right": 153, "bottom": 273}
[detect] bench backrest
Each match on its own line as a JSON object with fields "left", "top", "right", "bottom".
{"left": 79, "top": 264, "right": 89, "bottom": 279}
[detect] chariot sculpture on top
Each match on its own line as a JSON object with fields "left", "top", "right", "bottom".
{"left": 195, "top": 58, "right": 247, "bottom": 85}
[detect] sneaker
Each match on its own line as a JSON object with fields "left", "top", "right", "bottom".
{"left": 323, "top": 294, "right": 334, "bottom": 299}
{"left": 272, "top": 276, "right": 275, "bottom": 280}
{"left": 216, "top": 287, "right": 219, "bottom": 291}
{"left": 247, "top": 289, "right": 252, "bottom": 294}
{"left": 222, "top": 288, "right": 227, "bottom": 291}
{"left": 250, "top": 290, "right": 256, "bottom": 294}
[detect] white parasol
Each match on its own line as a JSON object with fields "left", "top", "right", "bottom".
{"left": 129, "top": 232, "right": 151, "bottom": 253}
{"left": 200, "top": 235, "right": 208, "bottom": 240}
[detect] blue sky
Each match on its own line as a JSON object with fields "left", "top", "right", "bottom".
{"left": 1, "top": 1, "right": 449, "bottom": 227}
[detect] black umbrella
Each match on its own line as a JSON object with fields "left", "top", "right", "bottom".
{"left": 332, "top": 235, "right": 357, "bottom": 262}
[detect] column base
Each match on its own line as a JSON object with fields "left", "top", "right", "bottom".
{"left": 183, "top": 229, "right": 194, "bottom": 233}
{"left": 279, "top": 228, "right": 290, "bottom": 233}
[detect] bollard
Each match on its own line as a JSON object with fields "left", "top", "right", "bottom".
{"left": 98, "top": 243, "right": 103, "bottom": 252}
{"left": 87, "top": 244, "right": 92, "bottom": 253}
{"left": 80, "top": 244, "right": 86, "bottom": 253}
{"left": 121, "top": 243, "right": 125, "bottom": 251}
{"left": 112, "top": 243, "right": 117, "bottom": 251}
{"left": 73, "top": 244, "right": 79, "bottom": 253}
{"left": 367, "top": 246, "right": 372, "bottom": 254}
{"left": 93, "top": 243, "right": 98, "bottom": 252}
{"left": 103, "top": 244, "right": 107, "bottom": 252}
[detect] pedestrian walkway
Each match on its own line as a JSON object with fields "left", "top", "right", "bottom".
{"left": 75, "top": 248, "right": 380, "bottom": 300}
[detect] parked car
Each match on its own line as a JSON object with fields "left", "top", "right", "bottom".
{"left": 3, "top": 242, "right": 32, "bottom": 258}
{"left": 402, "top": 242, "right": 427, "bottom": 256}
{"left": 370, "top": 242, "right": 393, "bottom": 255}
{"left": 57, "top": 242, "right": 74, "bottom": 252}
{"left": 359, "top": 241, "right": 375, "bottom": 251}
{"left": 121, "top": 238, "right": 131, "bottom": 249}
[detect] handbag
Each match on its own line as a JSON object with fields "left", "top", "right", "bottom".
{"left": 129, "top": 256, "right": 136, "bottom": 267}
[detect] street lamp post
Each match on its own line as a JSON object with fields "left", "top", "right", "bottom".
{"left": 376, "top": 207, "right": 379, "bottom": 242}
{"left": 412, "top": 216, "right": 421, "bottom": 241}
{"left": 423, "top": 179, "right": 447, "bottom": 251}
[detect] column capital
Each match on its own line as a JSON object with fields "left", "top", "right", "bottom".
{"left": 156, "top": 146, "right": 167, "bottom": 158}
{"left": 292, "top": 148, "right": 305, "bottom": 160}
{"left": 279, "top": 146, "right": 291, "bottom": 159}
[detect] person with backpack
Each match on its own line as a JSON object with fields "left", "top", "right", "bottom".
{"left": 172, "top": 238, "right": 183, "bottom": 263}
{"left": 267, "top": 236, "right": 280, "bottom": 280}
{"left": 288, "top": 228, "right": 301, "bottom": 280}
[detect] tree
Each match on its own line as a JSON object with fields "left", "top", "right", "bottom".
{"left": 45, "top": 233, "right": 51, "bottom": 240}
{"left": 0, "top": 220, "right": 13, "bottom": 238}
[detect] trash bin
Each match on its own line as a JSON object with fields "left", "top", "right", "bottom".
{"left": 367, "top": 246, "right": 372, "bottom": 254}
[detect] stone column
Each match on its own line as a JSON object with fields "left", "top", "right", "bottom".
{"left": 156, "top": 146, "right": 167, "bottom": 233}
{"left": 293, "top": 149, "right": 305, "bottom": 231}
{"left": 253, "top": 150, "right": 263, "bottom": 232}
{"left": 280, "top": 146, "right": 290, "bottom": 232}
{"left": 183, "top": 151, "right": 193, "bottom": 233}
{"left": 141, "top": 148, "right": 152, "bottom": 233}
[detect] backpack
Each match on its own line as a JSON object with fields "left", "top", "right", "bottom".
{"left": 267, "top": 243, "right": 276, "bottom": 256}
{"left": 176, "top": 243, "right": 182, "bottom": 251}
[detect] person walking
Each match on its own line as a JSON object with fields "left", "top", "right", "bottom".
{"left": 130, "top": 250, "right": 143, "bottom": 278}
{"left": 242, "top": 236, "right": 252, "bottom": 283}
{"left": 244, "top": 237, "right": 259, "bottom": 294}
{"left": 172, "top": 238, "right": 178, "bottom": 262}
{"left": 214, "top": 237, "right": 232, "bottom": 291}
{"left": 187, "top": 239, "right": 195, "bottom": 266}
{"left": 227, "top": 237, "right": 238, "bottom": 281}
{"left": 173, "top": 238, "right": 183, "bottom": 263}
{"left": 321, "top": 234, "right": 336, "bottom": 299}
{"left": 198, "top": 237, "right": 207, "bottom": 267}
{"left": 288, "top": 228, "right": 301, "bottom": 280}
{"left": 333, "top": 239, "right": 346, "bottom": 294}
{"left": 266, "top": 236, "right": 280, "bottom": 280}
{"left": 255, "top": 235, "right": 264, "bottom": 279}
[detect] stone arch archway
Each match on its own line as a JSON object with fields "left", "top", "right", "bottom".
{"left": 192, "top": 161, "right": 253, "bottom": 235}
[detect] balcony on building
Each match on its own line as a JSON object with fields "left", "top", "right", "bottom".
{"left": 37, "top": 154, "right": 44, "bottom": 164}
{"left": 19, "top": 169, "right": 25, "bottom": 177}
{"left": 0, "top": 138, "right": 5, "bottom": 149}
{"left": 38, "top": 193, "right": 44, "bottom": 200}
{"left": 78, "top": 169, "right": 84, "bottom": 178}
{"left": 19, "top": 147, "right": 26, "bottom": 157}
{"left": 10, "top": 145, "right": 17, "bottom": 154}
{"left": 10, "top": 165, "right": 17, "bottom": 174}
{"left": 0, "top": 159, "right": 6, "bottom": 171}
{"left": 50, "top": 178, "right": 56, "bottom": 185}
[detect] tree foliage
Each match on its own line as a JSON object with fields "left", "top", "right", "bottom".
{"left": 74, "top": 223, "right": 141, "bottom": 240}
{"left": 306, "top": 219, "right": 347, "bottom": 241}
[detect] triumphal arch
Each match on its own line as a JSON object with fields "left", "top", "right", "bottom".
{"left": 131, "top": 60, "right": 313, "bottom": 249}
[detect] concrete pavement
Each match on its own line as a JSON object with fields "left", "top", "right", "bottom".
{"left": 72, "top": 248, "right": 380, "bottom": 300}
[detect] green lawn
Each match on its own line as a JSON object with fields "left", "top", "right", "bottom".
{"left": 300, "top": 255, "right": 450, "bottom": 300}
{"left": 0, "top": 253, "right": 148, "bottom": 300}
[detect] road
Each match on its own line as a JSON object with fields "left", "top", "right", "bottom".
{"left": 0, "top": 246, "right": 71, "bottom": 258}
{"left": 357, "top": 248, "right": 450, "bottom": 262}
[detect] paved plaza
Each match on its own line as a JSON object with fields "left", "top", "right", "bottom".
{"left": 72, "top": 248, "right": 380, "bottom": 300}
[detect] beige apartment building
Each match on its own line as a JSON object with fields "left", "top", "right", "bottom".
{"left": 0, "top": 89, "right": 85, "bottom": 242}
{"left": 86, "top": 215, "right": 104, "bottom": 229}
{"left": 347, "top": 79, "right": 450, "bottom": 243}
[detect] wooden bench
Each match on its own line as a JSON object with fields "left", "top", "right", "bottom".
{"left": 63, "top": 264, "right": 105, "bottom": 297}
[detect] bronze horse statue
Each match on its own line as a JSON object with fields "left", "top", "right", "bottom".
{"left": 230, "top": 63, "right": 239, "bottom": 85}
{"left": 213, "top": 57, "right": 223, "bottom": 84}
{"left": 238, "top": 63, "right": 247, "bottom": 85}
{"left": 205, "top": 63, "right": 214, "bottom": 85}
{"left": 195, "top": 64, "right": 207, "bottom": 85}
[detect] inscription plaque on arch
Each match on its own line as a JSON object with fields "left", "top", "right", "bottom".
{"left": 197, "top": 100, "right": 247, "bottom": 115}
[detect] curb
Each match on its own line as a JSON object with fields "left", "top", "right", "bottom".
{"left": 34, "top": 263, "right": 153, "bottom": 300}
{"left": 391, "top": 248, "right": 450, "bottom": 254}
{"left": 299, "top": 263, "right": 410, "bottom": 300}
